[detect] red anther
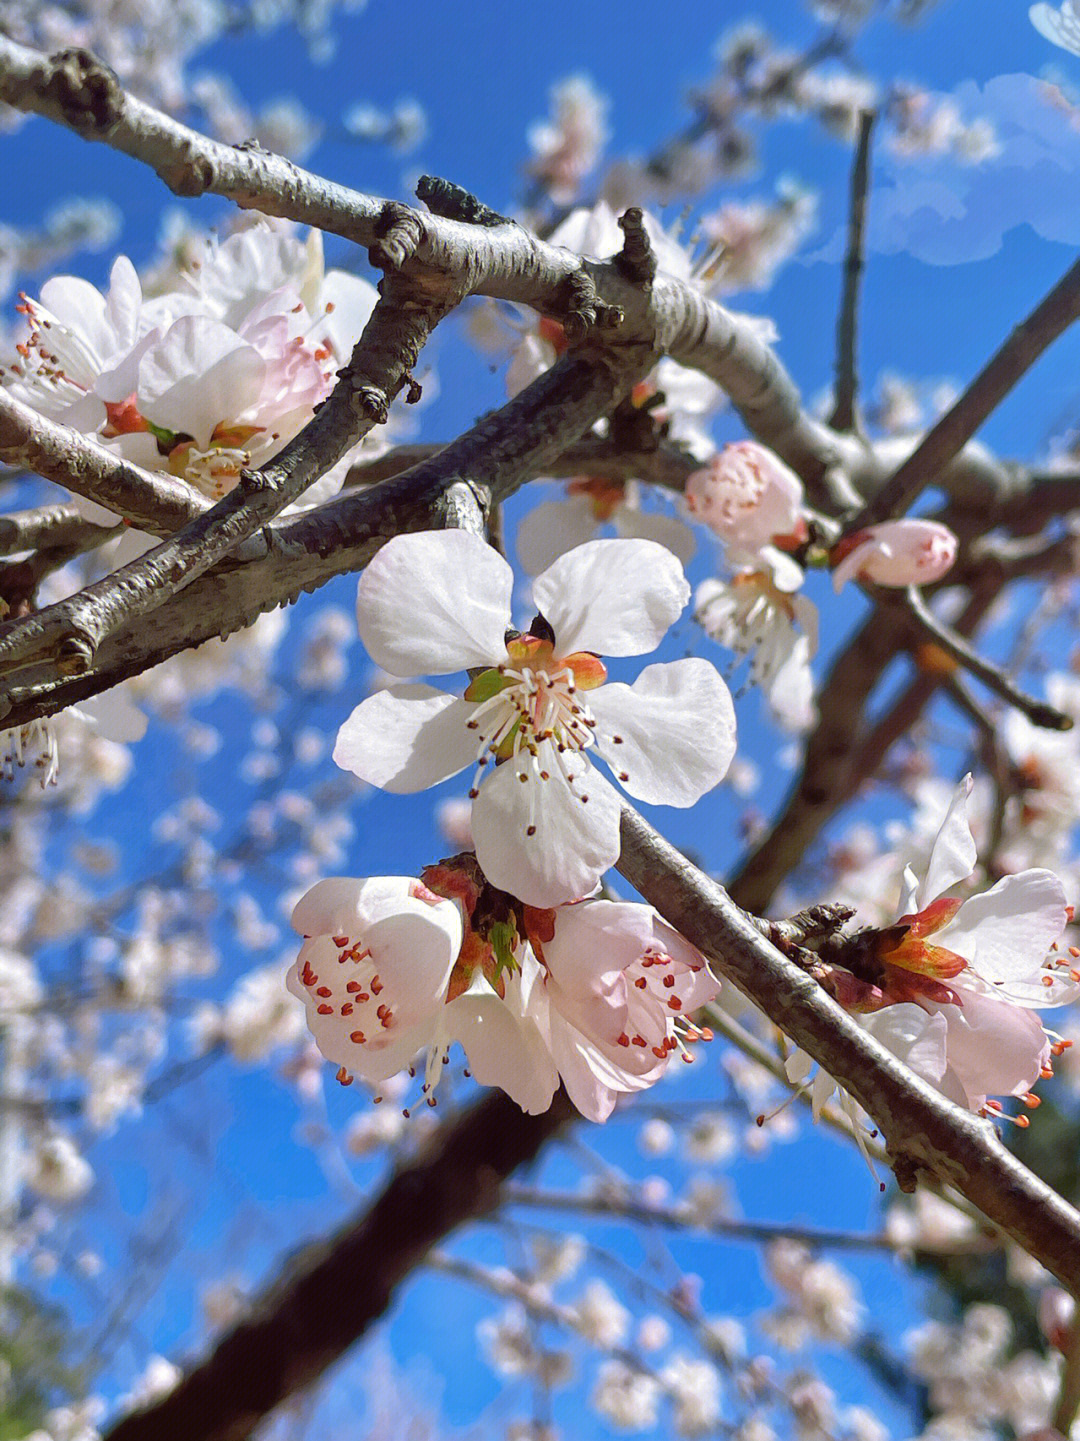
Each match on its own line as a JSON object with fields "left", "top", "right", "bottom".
{"left": 350, "top": 947, "right": 372, "bottom": 963}
{"left": 1067, "top": 905, "right": 1075, "bottom": 920}
{"left": 663, "top": 974, "right": 675, "bottom": 988}
{"left": 1052, "top": 940, "right": 1060, "bottom": 951}
{"left": 332, "top": 934, "right": 350, "bottom": 947}
{"left": 357, "top": 992, "right": 370, "bottom": 1002}
{"left": 1023, "top": 1092, "right": 1041, "bottom": 1108}
{"left": 631, "top": 1035, "right": 647, "bottom": 1047}
{"left": 652, "top": 1046, "right": 667, "bottom": 1059}
{"left": 681, "top": 1051, "right": 694, "bottom": 1063}
{"left": 617, "top": 1033, "right": 630, "bottom": 1047}
{"left": 349, "top": 1030, "right": 366, "bottom": 1043}
{"left": 346, "top": 981, "right": 362, "bottom": 994}
{"left": 667, "top": 996, "right": 682, "bottom": 1011}
{"left": 699, "top": 1027, "right": 714, "bottom": 1041}
{"left": 1015, "top": 1114, "right": 1030, "bottom": 1128}
{"left": 372, "top": 1094, "right": 383, "bottom": 1104}
{"left": 340, "top": 1003, "right": 353, "bottom": 1016}
{"left": 315, "top": 986, "right": 332, "bottom": 997}
{"left": 317, "top": 1003, "right": 333, "bottom": 1015}
{"left": 1042, "top": 975, "right": 1055, "bottom": 986}
{"left": 300, "top": 962, "right": 317, "bottom": 986}
{"left": 376, "top": 1004, "right": 390, "bottom": 1020}
{"left": 984, "top": 1098, "right": 1003, "bottom": 1112}
{"left": 1042, "top": 1064, "right": 1055, "bottom": 1078}
{"left": 634, "top": 976, "right": 647, "bottom": 990}
{"left": 335, "top": 1067, "right": 353, "bottom": 1086}
{"left": 370, "top": 975, "right": 384, "bottom": 995}
{"left": 1069, "top": 946, "right": 1080, "bottom": 958}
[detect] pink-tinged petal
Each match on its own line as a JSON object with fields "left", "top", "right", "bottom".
{"left": 543, "top": 901, "right": 658, "bottom": 993}
{"left": 292, "top": 875, "right": 421, "bottom": 935}
{"left": 471, "top": 748, "right": 622, "bottom": 906}
{"left": 516, "top": 496, "right": 597, "bottom": 575}
{"left": 333, "top": 684, "right": 477, "bottom": 792}
{"left": 365, "top": 912, "right": 460, "bottom": 1027}
{"left": 939, "top": 869, "right": 1067, "bottom": 992}
{"left": 929, "top": 992, "right": 1050, "bottom": 1105}
{"left": 70, "top": 689, "right": 147, "bottom": 743}
{"left": 532, "top": 538, "right": 690, "bottom": 657}
{"left": 590, "top": 659, "right": 736, "bottom": 806}
{"left": 917, "top": 774, "right": 978, "bottom": 909}
{"left": 444, "top": 985, "right": 559, "bottom": 1114}
{"left": 355, "top": 530, "right": 512, "bottom": 676}
{"left": 139, "top": 317, "right": 266, "bottom": 447}
{"left": 548, "top": 1021, "right": 653, "bottom": 1121}
{"left": 684, "top": 442, "right": 804, "bottom": 552}
{"left": 831, "top": 519, "right": 958, "bottom": 592}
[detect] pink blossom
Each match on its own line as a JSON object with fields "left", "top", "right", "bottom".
{"left": 528, "top": 900, "right": 720, "bottom": 1121}
{"left": 684, "top": 442, "right": 806, "bottom": 558}
{"left": 830, "top": 518, "right": 958, "bottom": 591}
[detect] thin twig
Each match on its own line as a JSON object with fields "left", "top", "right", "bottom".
{"left": 829, "top": 109, "right": 876, "bottom": 433}
{"left": 847, "top": 252, "right": 1080, "bottom": 529}
{"left": 904, "top": 583, "right": 1072, "bottom": 730}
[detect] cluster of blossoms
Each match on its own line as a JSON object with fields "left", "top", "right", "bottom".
{"left": 3, "top": 215, "right": 381, "bottom": 512}
{"left": 787, "top": 775, "right": 1079, "bottom": 1130}
{"left": 285, "top": 529, "right": 734, "bottom": 1119}
{"left": 286, "top": 866, "right": 720, "bottom": 1122}
{"left": 688, "top": 438, "right": 957, "bottom": 731}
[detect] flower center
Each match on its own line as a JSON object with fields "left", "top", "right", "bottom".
{"left": 462, "top": 633, "right": 607, "bottom": 830}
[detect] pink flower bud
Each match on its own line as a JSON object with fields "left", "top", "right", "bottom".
{"left": 685, "top": 441, "right": 805, "bottom": 555}
{"left": 831, "top": 518, "right": 958, "bottom": 591}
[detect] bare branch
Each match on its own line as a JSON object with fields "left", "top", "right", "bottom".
{"left": 903, "top": 583, "right": 1073, "bottom": 730}
{"left": 829, "top": 109, "right": 875, "bottom": 433}
{"left": 0, "top": 502, "right": 117, "bottom": 557}
{"left": 101, "top": 1090, "right": 576, "bottom": 1441}
{"left": 847, "top": 252, "right": 1080, "bottom": 529}
{"left": 0, "top": 389, "right": 209, "bottom": 533}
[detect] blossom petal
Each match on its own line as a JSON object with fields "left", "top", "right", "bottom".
{"left": 590, "top": 659, "right": 735, "bottom": 806}
{"left": 917, "top": 774, "right": 978, "bottom": 908}
{"left": 444, "top": 984, "right": 559, "bottom": 1114}
{"left": 938, "top": 869, "right": 1068, "bottom": 994}
{"left": 333, "top": 684, "right": 477, "bottom": 792}
{"left": 532, "top": 539, "right": 690, "bottom": 657}
{"left": 471, "top": 748, "right": 621, "bottom": 906}
{"left": 861, "top": 1004, "right": 949, "bottom": 1087}
{"left": 139, "top": 316, "right": 266, "bottom": 447}
{"left": 516, "top": 496, "right": 597, "bottom": 575}
{"left": 929, "top": 992, "right": 1050, "bottom": 1105}
{"left": 355, "top": 530, "right": 512, "bottom": 676}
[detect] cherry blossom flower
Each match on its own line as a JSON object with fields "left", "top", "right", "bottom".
{"left": 525, "top": 899, "right": 721, "bottom": 1121}
{"left": 286, "top": 875, "right": 464, "bottom": 1086}
{"left": 334, "top": 531, "right": 736, "bottom": 906}
{"left": 787, "top": 776, "right": 1076, "bottom": 1124}
{"left": 685, "top": 442, "right": 807, "bottom": 561}
{"left": 527, "top": 74, "right": 610, "bottom": 204}
{"left": 830, "top": 518, "right": 958, "bottom": 591}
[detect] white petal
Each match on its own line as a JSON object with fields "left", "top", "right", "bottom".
{"left": 933, "top": 992, "right": 1050, "bottom": 1104}
{"left": 515, "top": 496, "right": 597, "bottom": 575}
{"left": 445, "top": 988, "right": 559, "bottom": 1114}
{"left": 861, "top": 1004, "right": 949, "bottom": 1087}
{"left": 355, "top": 530, "right": 512, "bottom": 676}
{"left": 70, "top": 688, "right": 147, "bottom": 743}
{"left": 917, "top": 774, "right": 978, "bottom": 909}
{"left": 612, "top": 506, "right": 697, "bottom": 567}
{"left": 590, "top": 660, "right": 736, "bottom": 806}
{"left": 333, "top": 684, "right": 477, "bottom": 792}
{"left": 532, "top": 539, "right": 690, "bottom": 657}
{"left": 939, "top": 869, "right": 1067, "bottom": 991}
{"left": 139, "top": 316, "right": 266, "bottom": 447}
{"left": 471, "top": 748, "right": 622, "bottom": 906}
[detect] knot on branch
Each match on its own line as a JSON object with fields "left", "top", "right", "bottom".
{"left": 415, "top": 175, "right": 511, "bottom": 228}
{"left": 351, "top": 384, "right": 389, "bottom": 426}
{"left": 561, "top": 271, "right": 624, "bottom": 344}
{"left": 56, "top": 631, "right": 94, "bottom": 674}
{"left": 370, "top": 202, "right": 424, "bottom": 270}
{"left": 160, "top": 140, "right": 216, "bottom": 197}
{"left": 615, "top": 207, "right": 657, "bottom": 286}
{"left": 37, "top": 47, "right": 123, "bottom": 134}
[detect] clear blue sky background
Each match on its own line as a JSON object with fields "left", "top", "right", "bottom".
{"left": 5, "top": 0, "right": 1080, "bottom": 1433}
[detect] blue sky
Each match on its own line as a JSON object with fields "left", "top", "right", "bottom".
{"left": 5, "top": 0, "right": 1080, "bottom": 1434}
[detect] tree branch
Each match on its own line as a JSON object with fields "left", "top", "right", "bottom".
{"left": 0, "top": 389, "right": 209, "bottom": 533}
{"left": 828, "top": 109, "right": 875, "bottom": 433}
{"left": 846, "top": 251, "right": 1080, "bottom": 529}
{"left": 101, "top": 1090, "right": 576, "bottom": 1441}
